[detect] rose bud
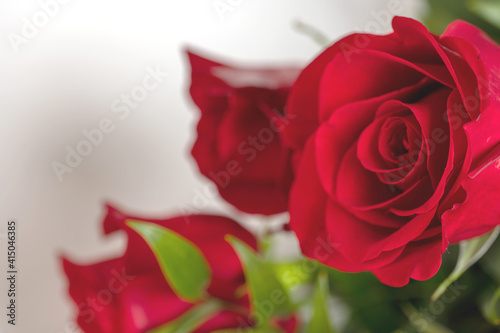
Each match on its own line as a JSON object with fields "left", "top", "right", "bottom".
{"left": 188, "top": 50, "right": 301, "bottom": 215}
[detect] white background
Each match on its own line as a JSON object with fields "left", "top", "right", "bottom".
{"left": 0, "top": 0, "right": 425, "bottom": 331}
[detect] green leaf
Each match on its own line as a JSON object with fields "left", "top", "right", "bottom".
{"left": 424, "top": 0, "right": 475, "bottom": 34}
{"left": 400, "top": 302, "right": 454, "bottom": 333}
{"left": 127, "top": 220, "right": 212, "bottom": 302}
{"left": 148, "top": 300, "right": 221, "bottom": 333}
{"left": 480, "top": 234, "right": 500, "bottom": 283}
{"left": 309, "top": 271, "right": 336, "bottom": 333}
{"left": 212, "top": 327, "right": 276, "bottom": 333}
{"left": 327, "top": 269, "right": 404, "bottom": 332}
{"left": 467, "top": 0, "right": 500, "bottom": 29}
{"left": 424, "top": 0, "right": 500, "bottom": 42}
{"left": 226, "top": 236, "right": 293, "bottom": 324}
{"left": 485, "top": 286, "right": 500, "bottom": 326}
{"left": 431, "top": 227, "right": 500, "bottom": 301}
{"left": 272, "top": 259, "right": 318, "bottom": 290}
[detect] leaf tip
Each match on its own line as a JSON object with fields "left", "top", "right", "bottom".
{"left": 125, "top": 219, "right": 143, "bottom": 229}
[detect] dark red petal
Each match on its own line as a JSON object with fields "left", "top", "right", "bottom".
{"left": 214, "top": 93, "right": 266, "bottom": 160}
{"left": 188, "top": 50, "right": 299, "bottom": 215}
{"left": 218, "top": 182, "right": 289, "bottom": 215}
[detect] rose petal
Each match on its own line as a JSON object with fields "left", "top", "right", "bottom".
{"left": 336, "top": 144, "right": 434, "bottom": 213}
{"left": 442, "top": 159, "right": 500, "bottom": 243}
{"left": 315, "top": 79, "right": 433, "bottom": 197}
{"left": 441, "top": 21, "right": 500, "bottom": 169}
{"left": 62, "top": 258, "right": 192, "bottom": 333}
{"left": 195, "top": 310, "right": 250, "bottom": 333}
{"left": 289, "top": 135, "right": 329, "bottom": 249}
{"left": 358, "top": 103, "right": 427, "bottom": 192}
{"left": 282, "top": 34, "right": 366, "bottom": 149}
{"left": 325, "top": 198, "right": 436, "bottom": 262}
{"left": 372, "top": 237, "right": 442, "bottom": 287}
{"left": 319, "top": 52, "right": 425, "bottom": 122}
{"left": 307, "top": 229, "right": 406, "bottom": 272}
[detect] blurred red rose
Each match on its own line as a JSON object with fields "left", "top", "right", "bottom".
{"left": 63, "top": 205, "right": 297, "bottom": 332}
{"left": 188, "top": 50, "right": 301, "bottom": 215}
{"left": 284, "top": 17, "right": 500, "bottom": 286}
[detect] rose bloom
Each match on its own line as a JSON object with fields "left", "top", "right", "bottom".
{"left": 188, "top": 50, "right": 301, "bottom": 215}
{"left": 284, "top": 17, "right": 500, "bottom": 286}
{"left": 63, "top": 205, "right": 298, "bottom": 332}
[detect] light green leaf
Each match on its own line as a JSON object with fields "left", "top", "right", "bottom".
{"left": 273, "top": 259, "right": 318, "bottom": 290}
{"left": 226, "top": 236, "right": 293, "bottom": 324}
{"left": 309, "top": 271, "right": 336, "bottom": 333}
{"left": 127, "top": 220, "right": 212, "bottom": 302}
{"left": 148, "top": 300, "right": 221, "bottom": 333}
{"left": 467, "top": 0, "right": 500, "bottom": 29}
{"left": 432, "top": 227, "right": 500, "bottom": 301}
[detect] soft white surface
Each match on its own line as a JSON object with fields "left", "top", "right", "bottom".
{"left": 0, "top": 0, "right": 425, "bottom": 331}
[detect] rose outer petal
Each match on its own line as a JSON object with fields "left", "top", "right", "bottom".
{"left": 62, "top": 259, "right": 193, "bottom": 333}
{"left": 441, "top": 21, "right": 500, "bottom": 170}
{"left": 318, "top": 51, "right": 425, "bottom": 122}
{"left": 372, "top": 237, "right": 442, "bottom": 287}
{"left": 442, "top": 159, "right": 500, "bottom": 243}
{"left": 325, "top": 195, "right": 437, "bottom": 263}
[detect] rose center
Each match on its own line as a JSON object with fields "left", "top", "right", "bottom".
{"left": 379, "top": 118, "right": 414, "bottom": 165}
{"left": 388, "top": 126, "right": 409, "bottom": 158}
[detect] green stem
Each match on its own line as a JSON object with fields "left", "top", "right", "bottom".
{"left": 293, "top": 20, "right": 330, "bottom": 47}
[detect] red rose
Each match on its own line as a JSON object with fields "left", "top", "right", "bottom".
{"left": 63, "top": 205, "right": 298, "bottom": 332}
{"left": 188, "top": 50, "right": 301, "bottom": 215}
{"left": 285, "top": 17, "right": 500, "bottom": 286}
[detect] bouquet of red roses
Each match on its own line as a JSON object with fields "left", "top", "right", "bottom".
{"left": 63, "top": 15, "right": 500, "bottom": 333}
